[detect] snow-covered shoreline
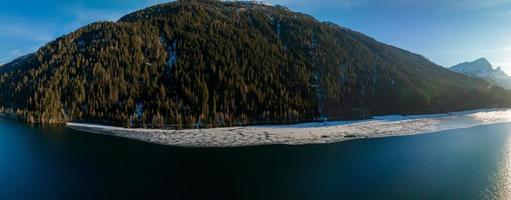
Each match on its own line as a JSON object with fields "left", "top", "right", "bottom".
{"left": 66, "top": 108, "right": 511, "bottom": 147}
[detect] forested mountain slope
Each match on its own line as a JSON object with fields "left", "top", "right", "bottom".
{"left": 0, "top": 0, "right": 509, "bottom": 127}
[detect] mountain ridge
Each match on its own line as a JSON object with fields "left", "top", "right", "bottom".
{"left": 450, "top": 58, "right": 511, "bottom": 89}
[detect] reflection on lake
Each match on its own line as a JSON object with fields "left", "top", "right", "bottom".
{"left": 1, "top": 118, "right": 511, "bottom": 199}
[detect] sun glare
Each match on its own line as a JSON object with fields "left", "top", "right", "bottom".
{"left": 485, "top": 136, "right": 511, "bottom": 199}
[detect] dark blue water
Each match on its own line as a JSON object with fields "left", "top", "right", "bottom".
{"left": 1, "top": 118, "right": 510, "bottom": 200}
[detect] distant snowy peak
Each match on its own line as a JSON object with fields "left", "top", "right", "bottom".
{"left": 493, "top": 67, "right": 509, "bottom": 79}
{"left": 450, "top": 58, "right": 511, "bottom": 89}
{"left": 450, "top": 58, "right": 493, "bottom": 75}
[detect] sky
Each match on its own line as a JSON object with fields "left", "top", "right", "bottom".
{"left": 1, "top": 0, "right": 510, "bottom": 73}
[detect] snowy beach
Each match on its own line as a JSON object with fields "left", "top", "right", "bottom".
{"left": 66, "top": 108, "right": 511, "bottom": 147}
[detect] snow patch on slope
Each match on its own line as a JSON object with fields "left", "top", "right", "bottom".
{"left": 167, "top": 41, "right": 177, "bottom": 69}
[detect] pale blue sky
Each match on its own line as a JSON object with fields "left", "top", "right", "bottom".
{"left": 1, "top": 0, "right": 510, "bottom": 73}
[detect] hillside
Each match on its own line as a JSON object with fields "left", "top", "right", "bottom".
{"left": 0, "top": 0, "right": 509, "bottom": 128}
{"left": 450, "top": 58, "right": 511, "bottom": 89}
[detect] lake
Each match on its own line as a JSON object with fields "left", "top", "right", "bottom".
{"left": 0, "top": 118, "right": 510, "bottom": 199}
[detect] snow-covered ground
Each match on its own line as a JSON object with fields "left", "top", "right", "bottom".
{"left": 66, "top": 108, "right": 511, "bottom": 147}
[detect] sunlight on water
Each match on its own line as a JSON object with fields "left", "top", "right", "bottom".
{"left": 483, "top": 133, "right": 511, "bottom": 199}
{"left": 496, "top": 139, "right": 511, "bottom": 199}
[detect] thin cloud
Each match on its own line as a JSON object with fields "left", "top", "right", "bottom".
{"left": 64, "top": 5, "right": 125, "bottom": 31}
{"left": 263, "top": 0, "right": 511, "bottom": 11}
{"left": 387, "top": 0, "right": 510, "bottom": 9}
{"left": 432, "top": 46, "right": 511, "bottom": 56}
{"left": 73, "top": 7, "right": 124, "bottom": 22}
{"left": 34, "top": 35, "right": 53, "bottom": 43}
{"left": 8, "top": 49, "right": 23, "bottom": 57}
{"left": 495, "top": 62, "right": 511, "bottom": 66}
{"left": 63, "top": 1, "right": 173, "bottom": 31}
{"left": 0, "top": 21, "right": 54, "bottom": 63}
{"left": 0, "top": 57, "right": 10, "bottom": 65}
{"left": 0, "top": 50, "right": 22, "bottom": 65}
{"left": 448, "top": 0, "right": 511, "bottom": 10}
{"left": 0, "top": 22, "right": 55, "bottom": 44}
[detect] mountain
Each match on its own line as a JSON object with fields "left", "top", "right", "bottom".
{"left": 0, "top": 0, "right": 509, "bottom": 127}
{"left": 450, "top": 58, "right": 511, "bottom": 89}
{"left": 0, "top": 53, "right": 33, "bottom": 74}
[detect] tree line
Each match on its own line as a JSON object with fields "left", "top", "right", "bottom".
{"left": 0, "top": 0, "right": 509, "bottom": 128}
